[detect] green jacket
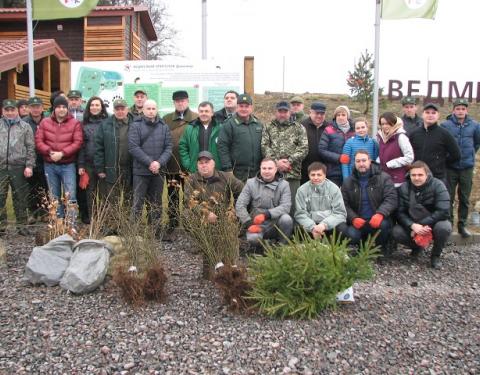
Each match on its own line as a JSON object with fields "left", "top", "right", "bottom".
{"left": 217, "top": 114, "right": 263, "bottom": 182}
{"left": 94, "top": 113, "right": 134, "bottom": 184}
{"left": 179, "top": 118, "right": 221, "bottom": 173}
{"left": 163, "top": 108, "right": 198, "bottom": 174}
{"left": 294, "top": 179, "right": 347, "bottom": 232}
{"left": 292, "top": 111, "right": 308, "bottom": 123}
{"left": 0, "top": 116, "right": 35, "bottom": 169}
{"left": 261, "top": 119, "right": 308, "bottom": 180}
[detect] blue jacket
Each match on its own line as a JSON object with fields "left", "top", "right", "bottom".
{"left": 441, "top": 115, "right": 480, "bottom": 170}
{"left": 318, "top": 121, "right": 355, "bottom": 184}
{"left": 341, "top": 134, "right": 379, "bottom": 179}
{"left": 128, "top": 116, "right": 173, "bottom": 176}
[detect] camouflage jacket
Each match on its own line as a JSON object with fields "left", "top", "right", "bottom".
{"left": 0, "top": 116, "right": 35, "bottom": 169}
{"left": 261, "top": 119, "right": 308, "bottom": 180}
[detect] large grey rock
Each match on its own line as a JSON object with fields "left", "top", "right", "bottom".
{"left": 60, "top": 239, "right": 110, "bottom": 294}
{"left": 24, "top": 234, "right": 75, "bottom": 286}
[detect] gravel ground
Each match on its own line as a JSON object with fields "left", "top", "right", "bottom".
{"left": 0, "top": 229, "right": 479, "bottom": 375}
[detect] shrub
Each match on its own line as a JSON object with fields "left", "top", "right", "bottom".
{"left": 247, "top": 231, "right": 379, "bottom": 319}
{"left": 182, "top": 189, "right": 240, "bottom": 278}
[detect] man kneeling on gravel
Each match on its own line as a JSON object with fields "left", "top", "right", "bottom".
{"left": 392, "top": 161, "right": 452, "bottom": 269}
{"left": 184, "top": 151, "right": 244, "bottom": 224}
{"left": 235, "top": 158, "right": 293, "bottom": 245}
{"left": 294, "top": 162, "right": 347, "bottom": 239}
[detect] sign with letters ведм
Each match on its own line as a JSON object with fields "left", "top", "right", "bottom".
{"left": 70, "top": 59, "right": 243, "bottom": 114}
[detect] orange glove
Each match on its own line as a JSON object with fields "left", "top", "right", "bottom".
{"left": 414, "top": 232, "right": 433, "bottom": 248}
{"left": 352, "top": 217, "right": 366, "bottom": 229}
{"left": 369, "top": 213, "right": 384, "bottom": 229}
{"left": 339, "top": 154, "right": 350, "bottom": 164}
{"left": 253, "top": 214, "right": 267, "bottom": 225}
{"left": 247, "top": 225, "right": 262, "bottom": 233}
{"left": 79, "top": 171, "right": 90, "bottom": 190}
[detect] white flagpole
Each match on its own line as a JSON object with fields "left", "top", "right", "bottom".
{"left": 26, "top": 0, "right": 35, "bottom": 97}
{"left": 372, "top": 0, "right": 381, "bottom": 135}
{"left": 201, "top": 0, "right": 207, "bottom": 59}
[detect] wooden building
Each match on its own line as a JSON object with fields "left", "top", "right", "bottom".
{"left": 0, "top": 5, "right": 157, "bottom": 101}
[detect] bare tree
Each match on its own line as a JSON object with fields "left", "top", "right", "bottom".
{"left": 98, "top": 0, "right": 178, "bottom": 59}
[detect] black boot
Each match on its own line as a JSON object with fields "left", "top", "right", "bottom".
{"left": 458, "top": 225, "right": 472, "bottom": 238}
{"left": 430, "top": 255, "right": 442, "bottom": 269}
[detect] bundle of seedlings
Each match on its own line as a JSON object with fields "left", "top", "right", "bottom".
{"left": 36, "top": 193, "right": 84, "bottom": 245}
{"left": 247, "top": 231, "right": 379, "bottom": 319}
{"left": 182, "top": 189, "right": 240, "bottom": 279}
{"left": 110, "top": 201, "right": 167, "bottom": 306}
{"left": 213, "top": 263, "right": 252, "bottom": 312}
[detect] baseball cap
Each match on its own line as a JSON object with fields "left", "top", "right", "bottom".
{"left": 197, "top": 151, "right": 214, "bottom": 160}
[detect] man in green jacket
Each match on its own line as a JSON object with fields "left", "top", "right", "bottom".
{"left": 94, "top": 99, "right": 134, "bottom": 204}
{"left": 262, "top": 100, "right": 308, "bottom": 213}
{"left": 295, "top": 162, "right": 347, "bottom": 239}
{"left": 290, "top": 96, "right": 308, "bottom": 122}
{"left": 0, "top": 99, "right": 35, "bottom": 235}
{"left": 163, "top": 90, "right": 198, "bottom": 233}
{"left": 129, "top": 89, "right": 147, "bottom": 120}
{"left": 179, "top": 101, "right": 221, "bottom": 173}
{"left": 217, "top": 94, "right": 263, "bottom": 182}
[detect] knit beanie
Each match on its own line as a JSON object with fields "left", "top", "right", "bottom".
{"left": 333, "top": 105, "right": 351, "bottom": 119}
{"left": 53, "top": 96, "right": 68, "bottom": 109}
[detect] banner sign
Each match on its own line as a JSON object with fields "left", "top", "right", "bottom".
{"left": 70, "top": 59, "right": 243, "bottom": 114}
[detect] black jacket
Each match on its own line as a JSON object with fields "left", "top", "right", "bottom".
{"left": 409, "top": 123, "right": 461, "bottom": 180}
{"left": 401, "top": 114, "right": 423, "bottom": 136}
{"left": 341, "top": 163, "right": 398, "bottom": 223}
{"left": 128, "top": 116, "right": 173, "bottom": 176}
{"left": 301, "top": 116, "right": 328, "bottom": 177}
{"left": 397, "top": 175, "right": 450, "bottom": 229}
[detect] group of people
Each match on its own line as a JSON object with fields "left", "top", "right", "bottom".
{"left": 1, "top": 88, "right": 479, "bottom": 269}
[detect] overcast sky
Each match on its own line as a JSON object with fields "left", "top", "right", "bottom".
{"left": 164, "top": 0, "right": 478, "bottom": 95}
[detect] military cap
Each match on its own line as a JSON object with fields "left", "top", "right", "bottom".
{"left": 276, "top": 101, "right": 291, "bottom": 111}
{"left": 28, "top": 96, "right": 43, "bottom": 106}
{"left": 289, "top": 96, "right": 304, "bottom": 104}
{"left": 237, "top": 93, "right": 253, "bottom": 105}
{"left": 423, "top": 102, "right": 439, "bottom": 111}
{"left": 453, "top": 98, "right": 469, "bottom": 107}
{"left": 401, "top": 96, "right": 417, "bottom": 105}
{"left": 197, "top": 151, "right": 214, "bottom": 160}
{"left": 113, "top": 98, "right": 128, "bottom": 108}
{"left": 67, "top": 90, "right": 82, "bottom": 98}
{"left": 172, "top": 90, "right": 189, "bottom": 100}
{"left": 2, "top": 99, "right": 16, "bottom": 109}
{"left": 16, "top": 99, "right": 28, "bottom": 108}
{"left": 311, "top": 102, "right": 326, "bottom": 113}
{"left": 134, "top": 89, "right": 147, "bottom": 96}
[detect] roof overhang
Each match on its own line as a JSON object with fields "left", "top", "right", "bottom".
{"left": 0, "top": 38, "right": 68, "bottom": 73}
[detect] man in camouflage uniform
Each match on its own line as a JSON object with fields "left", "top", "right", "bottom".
{"left": 0, "top": 99, "right": 35, "bottom": 235}
{"left": 261, "top": 100, "right": 308, "bottom": 213}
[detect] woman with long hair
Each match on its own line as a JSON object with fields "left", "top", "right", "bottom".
{"left": 77, "top": 96, "right": 108, "bottom": 223}
{"left": 377, "top": 112, "right": 414, "bottom": 187}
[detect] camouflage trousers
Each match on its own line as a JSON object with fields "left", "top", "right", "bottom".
{"left": 0, "top": 166, "right": 30, "bottom": 226}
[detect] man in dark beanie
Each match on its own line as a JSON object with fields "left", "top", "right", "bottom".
{"left": 162, "top": 90, "right": 198, "bottom": 237}
{"left": 35, "top": 95, "right": 83, "bottom": 222}
{"left": 16, "top": 99, "right": 30, "bottom": 118}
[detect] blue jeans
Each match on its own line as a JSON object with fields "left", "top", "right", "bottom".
{"left": 44, "top": 162, "right": 77, "bottom": 217}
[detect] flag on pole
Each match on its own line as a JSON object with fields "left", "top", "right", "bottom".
{"left": 381, "top": 0, "right": 438, "bottom": 20}
{"left": 32, "top": 0, "right": 99, "bottom": 21}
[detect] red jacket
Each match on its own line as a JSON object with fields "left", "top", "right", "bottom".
{"left": 35, "top": 114, "right": 83, "bottom": 164}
